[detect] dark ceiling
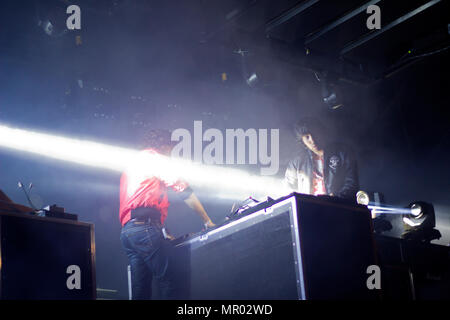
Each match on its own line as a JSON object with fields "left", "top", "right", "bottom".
{"left": 1, "top": 0, "right": 449, "bottom": 175}
{"left": 202, "top": 0, "right": 449, "bottom": 83}
{"left": 2, "top": 0, "right": 447, "bottom": 155}
{"left": 2, "top": 0, "right": 448, "bottom": 80}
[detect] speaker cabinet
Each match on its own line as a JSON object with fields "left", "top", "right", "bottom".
{"left": 0, "top": 212, "right": 96, "bottom": 299}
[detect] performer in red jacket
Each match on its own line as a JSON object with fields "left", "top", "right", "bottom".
{"left": 120, "top": 129, "right": 215, "bottom": 299}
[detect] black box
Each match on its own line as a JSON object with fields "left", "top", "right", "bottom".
{"left": 173, "top": 193, "right": 379, "bottom": 300}
{"left": 0, "top": 211, "right": 96, "bottom": 299}
{"left": 374, "top": 234, "right": 450, "bottom": 300}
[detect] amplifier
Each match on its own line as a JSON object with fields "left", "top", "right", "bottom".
{"left": 172, "top": 193, "right": 379, "bottom": 300}
{"left": 0, "top": 211, "right": 96, "bottom": 299}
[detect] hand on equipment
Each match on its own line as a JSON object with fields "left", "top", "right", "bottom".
{"left": 204, "top": 219, "right": 216, "bottom": 229}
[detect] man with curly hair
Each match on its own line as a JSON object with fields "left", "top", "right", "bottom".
{"left": 285, "top": 118, "right": 359, "bottom": 200}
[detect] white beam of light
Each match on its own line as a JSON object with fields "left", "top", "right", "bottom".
{"left": 0, "top": 125, "right": 138, "bottom": 172}
{"left": 0, "top": 124, "right": 289, "bottom": 200}
{"left": 368, "top": 205, "right": 413, "bottom": 215}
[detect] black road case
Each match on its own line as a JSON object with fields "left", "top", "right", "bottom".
{"left": 172, "top": 193, "right": 378, "bottom": 300}
{"left": 0, "top": 211, "right": 96, "bottom": 300}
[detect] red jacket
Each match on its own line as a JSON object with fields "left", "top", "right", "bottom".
{"left": 119, "top": 149, "right": 190, "bottom": 226}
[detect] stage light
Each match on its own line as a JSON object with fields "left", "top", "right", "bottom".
{"left": 0, "top": 124, "right": 289, "bottom": 201}
{"left": 246, "top": 73, "right": 259, "bottom": 87}
{"left": 322, "top": 85, "right": 343, "bottom": 109}
{"left": 356, "top": 190, "right": 370, "bottom": 206}
{"left": 356, "top": 190, "right": 387, "bottom": 220}
{"left": 354, "top": 191, "right": 440, "bottom": 238}
{"left": 410, "top": 203, "right": 423, "bottom": 218}
{"left": 323, "top": 93, "right": 337, "bottom": 106}
{"left": 402, "top": 201, "right": 434, "bottom": 229}
{"left": 38, "top": 19, "right": 54, "bottom": 36}
{"left": 402, "top": 201, "right": 441, "bottom": 242}
{"left": 356, "top": 190, "right": 393, "bottom": 232}
{"left": 35, "top": 1, "right": 69, "bottom": 39}
{"left": 316, "top": 72, "right": 344, "bottom": 110}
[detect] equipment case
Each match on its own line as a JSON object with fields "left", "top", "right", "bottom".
{"left": 173, "top": 193, "right": 378, "bottom": 300}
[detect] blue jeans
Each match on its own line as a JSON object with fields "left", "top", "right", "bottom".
{"left": 120, "top": 220, "right": 174, "bottom": 299}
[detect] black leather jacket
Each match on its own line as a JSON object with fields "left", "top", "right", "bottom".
{"left": 284, "top": 143, "right": 359, "bottom": 200}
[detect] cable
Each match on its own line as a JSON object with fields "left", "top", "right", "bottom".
{"left": 18, "top": 182, "right": 38, "bottom": 211}
{"left": 394, "top": 44, "right": 450, "bottom": 68}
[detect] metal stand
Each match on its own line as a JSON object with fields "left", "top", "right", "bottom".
{"left": 127, "top": 265, "right": 132, "bottom": 300}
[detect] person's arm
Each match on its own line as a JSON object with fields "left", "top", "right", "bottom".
{"left": 284, "top": 159, "right": 299, "bottom": 192}
{"left": 285, "top": 157, "right": 311, "bottom": 194}
{"left": 167, "top": 179, "right": 215, "bottom": 228}
{"left": 336, "top": 149, "right": 359, "bottom": 199}
{"left": 184, "top": 192, "right": 215, "bottom": 228}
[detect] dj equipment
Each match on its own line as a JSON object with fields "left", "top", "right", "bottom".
{"left": 36, "top": 204, "right": 78, "bottom": 221}
{"left": 172, "top": 193, "right": 379, "bottom": 300}
{"left": 0, "top": 193, "right": 95, "bottom": 300}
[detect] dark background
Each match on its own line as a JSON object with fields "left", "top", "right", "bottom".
{"left": 0, "top": 0, "right": 449, "bottom": 298}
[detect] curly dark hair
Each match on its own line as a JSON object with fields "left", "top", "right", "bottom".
{"left": 138, "top": 129, "right": 175, "bottom": 150}
{"left": 294, "top": 117, "right": 327, "bottom": 150}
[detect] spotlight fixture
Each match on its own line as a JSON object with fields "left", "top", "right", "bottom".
{"left": 403, "top": 201, "right": 435, "bottom": 229}
{"left": 356, "top": 190, "right": 385, "bottom": 206}
{"left": 38, "top": 19, "right": 54, "bottom": 36}
{"left": 35, "top": 1, "right": 69, "bottom": 38}
{"left": 234, "top": 48, "right": 263, "bottom": 88}
{"left": 321, "top": 81, "right": 343, "bottom": 109}
{"left": 356, "top": 190, "right": 392, "bottom": 233}
{"left": 315, "top": 71, "right": 344, "bottom": 110}
{"left": 410, "top": 203, "right": 423, "bottom": 218}
{"left": 402, "top": 201, "right": 441, "bottom": 243}
{"left": 37, "top": 18, "right": 67, "bottom": 38}
{"left": 356, "top": 190, "right": 370, "bottom": 206}
{"left": 246, "top": 73, "right": 259, "bottom": 87}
